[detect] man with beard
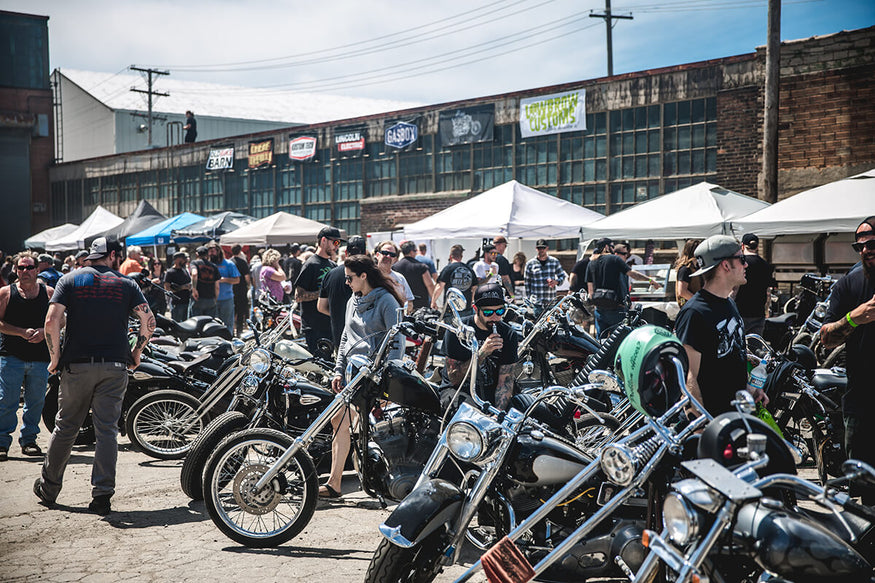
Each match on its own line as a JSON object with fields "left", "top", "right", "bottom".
{"left": 295, "top": 227, "right": 340, "bottom": 358}
{"left": 821, "top": 216, "right": 875, "bottom": 503}
{"left": 189, "top": 246, "right": 220, "bottom": 317}
{"left": 675, "top": 235, "right": 766, "bottom": 417}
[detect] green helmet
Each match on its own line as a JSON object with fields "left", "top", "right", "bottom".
{"left": 614, "top": 325, "right": 688, "bottom": 417}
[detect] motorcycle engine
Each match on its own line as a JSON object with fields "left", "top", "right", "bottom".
{"left": 367, "top": 406, "right": 440, "bottom": 501}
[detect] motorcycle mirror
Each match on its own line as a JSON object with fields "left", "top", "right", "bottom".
{"left": 587, "top": 369, "right": 622, "bottom": 392}
{"left": 744, "top": 334, "right": 772, "bottom": 361}
{"left": 841, "top": 459, "right": 875, "bottom": 488}
{"left": 445, "top": 288, "right": 467, "bottom": 314}
{"left": 733, "top": 390, "right": 757, "bottom": 415}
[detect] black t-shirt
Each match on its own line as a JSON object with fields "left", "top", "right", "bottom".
{"left": 734, "top": 254, "right": 774, "bottom": 318}
{"left": 191, "top": 259, "right": 219, "bottom": 299}
{"left": 586, "top": 254, "right": 631, "bottom": 300}
{"left": 393, "top": 256, "right": 431, "bottom": 310}
{"left": 437, "top": 262, "right": 476, "bottom": 309}
{"left": 51, "top": 266, "right": 147, "bottom": 366}
{"left": 570, "top": 258, "right": 590, "bottom": 292}
{"left": 319, "top": 265, "right": 353, "bottom": 347}
{"left": 295, "top": 254, "right": 334, "bottom": 334}
{"left": 164, "top": 266, "right": 191, "bottom": 305}
{"left": 824, "top": 265, "right": 875, "bottom": 412}
{"left": 495, "top": 254, "right": 511, "bottom": 278}
{"left": 284, "top": 256, "right": 302, "bottom": 283}
{"left": 443, "top": 316, "right": 519, "bottom": 405}
{"left": 674, "top": 289, "right": 747, "bottom": 416}
{"left": 184, "top": 115, "right": 197, "bottom": 143}
{"left": 231, "top": 256, "right": 250, "bottom": 299}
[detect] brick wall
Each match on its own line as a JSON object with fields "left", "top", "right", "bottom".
{"left": 360, "top": 192, "right": 468, "bottom": 234}
{"left": 715, "top": 86, "right": 760, "bottom": 196}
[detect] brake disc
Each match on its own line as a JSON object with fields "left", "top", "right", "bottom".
{"left": 232, "top": 463, "right": 284, "bottom": 514}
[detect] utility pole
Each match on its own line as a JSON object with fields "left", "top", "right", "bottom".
{"left": 130, "top": 66, "right": 169, "bottom": 147}
{"left": 762, "top": 0, "right": 781, "bottom": 203}
{"left": 590, "top": 0, "right": 633, "bottom": 77}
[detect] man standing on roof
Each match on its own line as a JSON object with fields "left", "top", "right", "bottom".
{"left": 183, "top": 111, "right": 197, "bottom": 144}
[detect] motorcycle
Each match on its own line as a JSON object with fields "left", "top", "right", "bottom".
{"left": 198, "top": 293, "right": 458, "bottom": 547}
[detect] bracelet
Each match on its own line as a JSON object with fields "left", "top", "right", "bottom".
{"left": 846, "top": 312, "right": 859, "bottom": 328}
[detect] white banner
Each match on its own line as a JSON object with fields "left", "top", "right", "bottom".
{"left": 519, "top": 90, "right": 586, "bottom": 138}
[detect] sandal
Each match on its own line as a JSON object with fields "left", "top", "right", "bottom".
{"left": 21, "top": 443, "right": 43, "bottom": 457}
{"left": 318, "top": 484, "right": 343, "bottom": 499}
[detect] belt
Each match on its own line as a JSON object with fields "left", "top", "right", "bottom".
{"left": 68, "top": 357, "right": 125, "bottom": 365}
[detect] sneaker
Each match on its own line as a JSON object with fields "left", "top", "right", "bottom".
{"left": 21, "top": 442, "right": 43, "bottom": 456}
{"left": 33, "top": 478, "right": 55, "bottom": 508}
{"left": 0, "top": 447, "right": 7, "bottom": 462}
{"left": 88, "top": 494, "right": 112, "bottom": 515}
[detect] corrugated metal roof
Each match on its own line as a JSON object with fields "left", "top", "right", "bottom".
{"left": 61, "top": 68, "right": 421, "bottom": 125}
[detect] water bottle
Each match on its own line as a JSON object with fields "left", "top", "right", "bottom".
{"left": 746, "top": 355, "right": 768, "bottom": 395}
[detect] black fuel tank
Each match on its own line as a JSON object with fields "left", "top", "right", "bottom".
{"left": 380, "top": 359, "right": 441, "bottom": 414}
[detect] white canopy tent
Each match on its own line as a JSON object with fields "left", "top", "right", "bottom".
{"left": 731, "top": 169, "right": 875, "bottom": 237}
{"left": 219, "top": 212, "right": 346, "bottom": 246}
{"left": 578, "top": 182, "right": 770, "bottom": 242}
{"left": 402, "top": 180, "right": 604, "bottom": 240}
{"left": 24, "top": 223, "right": 78, "bottom": 249}
{"left": 45, "top": 206, "right": 124, "bottom": 252}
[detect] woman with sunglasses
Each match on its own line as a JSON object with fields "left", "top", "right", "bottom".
{"left": 442, "top": 282, "right": 519, "bottom": 411}
{"left": 374, "top": 240, "right": 414, "bottom": 313}
{"left": 321, "top": 255, "right": 405, "bottom": 499}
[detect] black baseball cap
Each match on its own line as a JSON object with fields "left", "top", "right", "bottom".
{"left": 535, "top": 239, "right": 548, "bottom": 248}
{"left": 474, "top": 283, "right": 505, "bottom": 307}
{"left": 856, "top": 216, "right": 875, "bottom": 239}
{"left": 346, "top": 235, "right": 366, "bottom": 255}
{"left": 482, "top": 243, "right": 496, "bottom": 253}
{"left": 317, "top": 226, "right": 344, "bottom": 242}
{"left": 741, "top": 233, "right": 759, "bottom": 247}
{"left": 196, "top": 246, "right": 209, "bottom": 256}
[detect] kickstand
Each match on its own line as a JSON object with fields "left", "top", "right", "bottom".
{"left": 377, "top": 494, "right": 387, "bottom": 509}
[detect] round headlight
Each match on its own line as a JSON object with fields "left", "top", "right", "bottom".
{"left": 600, "top": 444, "right": 636, "bottom": 486}
{"left": 814, "top": 302, "right": 828, "bottom": 319}
{"left": 446, "top": 422, "right": 484, "bottom": 461}
{"left": 345, "top": 354, "right": 371, "bottom": 385}
{"left": 248, "top": 348, "right": 271, "bottom": 375}
{"left": 663, "top": 492, "right": 699, "bottom": 545}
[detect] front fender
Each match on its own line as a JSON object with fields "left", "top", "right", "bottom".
{"left": 378, "top": 478, "right": 464, "bottom": 548}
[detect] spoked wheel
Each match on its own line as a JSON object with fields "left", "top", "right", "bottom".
{"left": 125, "top": 390, "right": 204, "bottom": 460}
{"left": 43, "top": 380, "right": 95, "bottom": 446}
{"left": 572, "top": 413, "right": 621, "bottom": 454}
{"left": 180, "top": 411, "right": 248, "bottom": 500}
{"left": 364, "top": 526, "right": 449, "bottom": 583}
{"left": 202, "top": 427, "right": 318, "bottom": 548}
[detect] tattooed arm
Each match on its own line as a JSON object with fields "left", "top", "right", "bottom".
{"left": 494, "top": 364, "right": 515, "bottom": 410}
{"left": 130, "top": 302, "right": 156, "bottom": 368}
{"left": 44, "top": 303, "right": 67, "bottom": 375}
{"left": 821, "top": 293, "right": 875, "bottom": 348}
{"left": 445, "top": 356, "right": 470, "bottom": 388}
{"left": 295, "top": 286, "right": 320, "bottom": 303}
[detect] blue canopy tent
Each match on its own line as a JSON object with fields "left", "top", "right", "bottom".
{"left": 126, "top": 212, "right": 206, "bottom": 247}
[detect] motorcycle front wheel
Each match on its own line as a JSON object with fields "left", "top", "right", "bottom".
{"left": 180, "top": 410, "right": 248, "bottom": 500}
{"left": 202, "top": 427, "right": 318, "bottom": 548}
{"left": 364, "top": 526, "right": 448, "bottom": 583}
{"left": 125, "top": 390, "right": 204, "bottom": 460}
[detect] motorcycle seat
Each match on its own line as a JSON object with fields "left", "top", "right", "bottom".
{"left": 167, "top": 353, "right": 211, "bottom": 375}
{"left": 150, "top": 336, "right": 181, "bottom": 347}
{"left": 765, "top": 313, "right": 796, "bottom": 326}
{"left": 811, "top": 369, "right": 847, "bottom": 391}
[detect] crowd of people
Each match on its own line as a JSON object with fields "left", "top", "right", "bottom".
{"left": 1, "top": 215, "right": 872, "bottom": 514}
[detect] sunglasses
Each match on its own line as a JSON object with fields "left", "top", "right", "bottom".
{"left": 328, "top": 239, "right": 341, "bottom": 247}
{"left": 378, "top": 250, "right": 397, "bottom": 257}
{"left": 16, "top": 264, "right": 37, "bottom": 271}
{"left": 852, "top": 240, "right": 875, "bottom": 253}
{"left": 344, "top": 274, "right": 354, "bottom": 283}
{"left": 480, "top": 306, "right": 506, "bottom": 317}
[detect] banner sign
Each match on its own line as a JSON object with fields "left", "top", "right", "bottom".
{"left": 334, "top": 128, "right": 366, "bottom": 157}
{"left": 205, "top": 145, "right": 234, "bottom": 171}
{"left": 248, "top": 138, "right": 274, "bottom": 169}
{"left": 519, "top": 90, "right": 586, "bottom": 138}
{"left": 384, "top": 118, "right": 419, "bottom": 151}
{"left": 439, "top": 104, "right": 494, "bottom": 146}
{"left": 289, "top": 135, "right": 317, "bottom": 162}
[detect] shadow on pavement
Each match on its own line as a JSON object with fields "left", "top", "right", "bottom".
{"left": 103, "top": 505, "right": 209, "bottom": 529}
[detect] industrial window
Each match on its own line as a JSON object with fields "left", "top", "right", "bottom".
{"left": 247, "top": 167, "right": 275, "bottom": 218}
{"left": 178, "top": 167, "right": 201, "bottom": 213}
{"left": 515, "top": 131, "right": 557, "bottom": 188}
{"left": 334, "top": 156, "right": 365, "bottom": 201}
{"left": 278, "top": 160, "right": 302, "bottom": 216}
{"left": 202, "top": 173, "right": 224, "bottom": 213}
{"left": 473, "top": 125, "right": 513, "bottom": 193}
{"left": 302, "top": 160, "right": 330, "bottom": 205}
{"left": 120, "top": 174, "right": 137, "bottom": 202}
{"left": 335, "top": 201, "right": 360, "bottom": 237}
{"left": 436, "top": 144, "right": 472, "bottom": 192}
{"left": 559, "top": 112, "right": 608, "bottom": 214}
{"left": 662, "top": 98, "right": 717, "bottom": 179}
{"left": 365, "top": 142, "right": 397, "bottom": 198}
{"left": 399, "top": 135, "right": 434, "bottom": 195}
{"left": 100, "top": 176, "right": 118, "bottom": 207}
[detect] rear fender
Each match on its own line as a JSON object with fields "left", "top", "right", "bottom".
{"left": 377, "top": 478, "right": 464, "bottom": 548}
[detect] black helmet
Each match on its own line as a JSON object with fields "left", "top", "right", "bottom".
{"left": 788, "top": 344, "right": 817, "bottom": 371}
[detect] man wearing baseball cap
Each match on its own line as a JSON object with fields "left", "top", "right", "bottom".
{"left": 432, "top": 244, "right": 476, "bottom": 313}
{"left": 821, "top": 216, "right": 875, "bottom": 502}
{"left": 734, "top": 233, "right": 775, "bottom": 335}
{"left": 442, "top": 283, "right": 518, "bottom": 410}
{"left": 318, "top": 235, "right": 367, "bottom": 348}
{"left": 524, "top": 239, "right": 565, "bottom": 313}
{"left": 674, "top": 235, "right": 766, "bottom": 416}
{"left": 294, "top": 226, "right": 341, "bottom": 358}
{"left": 35, "top": 237, "right": 155, "bottom": 514}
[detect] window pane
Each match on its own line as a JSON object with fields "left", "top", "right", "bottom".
{"left": 677, "top": 101, "right": 691, "bottom": 124}
{"left": 706, "top": 148, "right": 717, "bottom": 172}
{"left": 583, "top": 160, "right": 594, "bottom": 181}
{"left": 623, "top": 109, "right": 635, "bottom": 131}
{"left": 648, "top": 130, "right": 660, "bottom": 152}
{"left": 649, "top": 154, "right": 660, "bottom": 177}
{"left": 706, "top": 123, "right": 717, "bottom": 147}
{"left": 663, "top": 127, "right": 676, "bottom": 151}
{"left": 635, "top": 156, "right": 647, "bottom": 178}
{"left": 623, "top": 133, "right": 633, "bottom": 155}
{"left": 692, "top": 124, "right": 705, "bottom": 148}
{"left": 594, "top": 112, "right": 606, "bottom": 134}
{"left": 585, "top": 137, "right": 596, "bottom": 159}
{"left": 664, "top": 102, "right": 676, "bottom": 126}
{"left": 678, "top": 151, "right": 691, "bottom": 175}
{"left": 706, "top": 97, "right": 717, "bottom": 120}
{"left": 596, "top": 159, "right": 606, "bottom": 181}
{"left": 648, "top": 104, "right": 660, "bottom": 128}
{"left": 692, "top": 149, "right": 705, "bottom": 173}
{"left": 664, "top": 152, "right": 676, "bottom": 175}
{"left": 595, "top": 135, "right": 606, "bottom": 157}
{"left": 635, "top": 107, "right": 647, "bottom": 130}
{"left": 635, "top": 131, "right": 647, "bottom": 154}
{"left": 623, "top": 156, "right": 634, "bottom": 178}
{"left": 677, "top": 126, "right": 691, "bottom": 150}
{"left": 610, "top": 110, "right": 622, "bottom": 132}
{"left": 692, "top": 99, "right": 706, "bottom": 123}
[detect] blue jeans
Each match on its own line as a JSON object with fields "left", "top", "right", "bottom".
{"left": 594, "top": 308, "right": 626, "bottom": 339}
{"left": 0, "top": 355, "right": 50, "bottom": 449}
{"left": 191, "top": 297, "right": 217, "bottom": 318}
{"left": 216, "top": 298, "right": 235, "bottom": 335}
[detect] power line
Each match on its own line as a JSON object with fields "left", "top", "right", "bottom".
{"left": 129, "top": 66, "right": 169, "bottom": 147}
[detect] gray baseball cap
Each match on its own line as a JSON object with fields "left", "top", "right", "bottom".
{"left": 690, "top": 235, "right": 742, "bottom": 277}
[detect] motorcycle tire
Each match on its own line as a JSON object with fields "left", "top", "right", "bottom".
{"left": 364, "top": 526, "right": 448, "bottom": 583}
{"left": 202, "top": 427, "right": 318, "bottom": 548}
{"left": 179, "top": 410, "right": 248, "bottom": 500}
{"left": 822, "top": 344, "right": 846, "bottom": 369}
{"left": 573, "top": 413, "right": 621, "bottom": 452}
{"left": 42, "top": 381, "right": 95, "bottom": 446}
{"left": 125, "top": 390, "right": 204, "bottom": 460}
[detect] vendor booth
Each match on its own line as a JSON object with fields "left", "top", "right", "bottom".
{"left": 45, "top": 206, "right": 124, "bottom": 252}
{"left": 24, "top": 223, "right": 78, "bottom": 250}
{"left": 219, "top": 212, "right": 345, "bottom": 247}
{"left": 172, "top": 212, "right": 256, "bottom": 243}
{"left": 84, "top": 199, "right": 166, "bottom": 247}
{"left": 126, "top": 212, "right": 206, "bottom": 247}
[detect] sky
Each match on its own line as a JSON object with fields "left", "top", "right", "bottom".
{"left": 7, "top": 0, "right": 875, "bottom": 106}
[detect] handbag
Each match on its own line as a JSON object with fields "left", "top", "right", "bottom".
{"left": 591, "top": 288, "right": 621, "bottom": 309}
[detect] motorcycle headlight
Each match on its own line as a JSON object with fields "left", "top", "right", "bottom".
{"left": 446, "top": 422, "right": 484, "bottom": 461}
{"left": 345, "top": 354, "right": 371, "bottom": 385}
{"left": 239, "top": 373, "right": 260, "bottom": 396}
{"left": 663, "top": 492, "right": 700, "bottom": 546}
{"left": 248, "top": 348, "right": 271, "bottom": 375}
{"left": 813, "top": 302, "right": 828, "bottom": 320}
{"left": 600, "top": 444, "right": 636, "bottom": 486}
